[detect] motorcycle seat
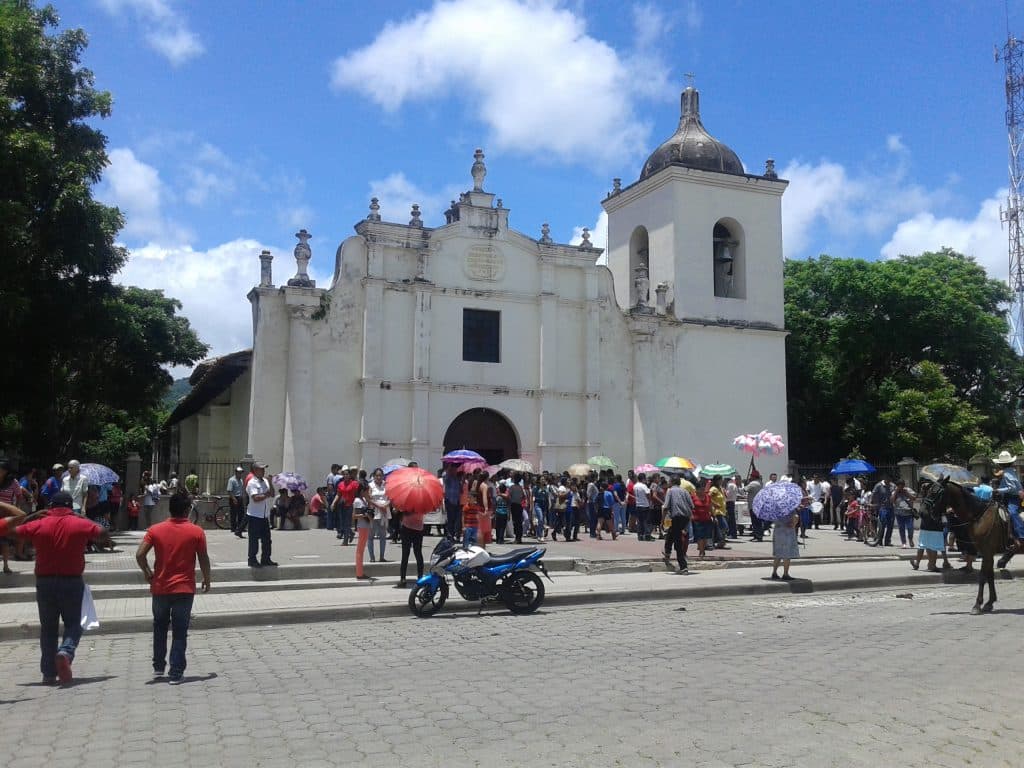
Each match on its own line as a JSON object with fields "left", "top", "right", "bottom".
{"left": 484, "top": 547, "right": 541, "bottom": 566}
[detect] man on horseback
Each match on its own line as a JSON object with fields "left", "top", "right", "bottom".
{"left": 992, "top": 450, "right": 1024, "bottom": 570}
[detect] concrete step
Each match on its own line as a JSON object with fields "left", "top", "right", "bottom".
{"left": 0, "top": 560, "right": 1001, "bottom": 640}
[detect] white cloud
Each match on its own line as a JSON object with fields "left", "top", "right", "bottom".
{"left": 97, "top": 148, "right": 191, "bottom": 244}
{"left": 367, "top": 172, "right": 463, "bottom": 226}
{"left": 685, "top": 0, "right": 702, "bottom": 31}
{"left": 781, "top": 153, "right": 950, "bottom": 256}
{"left": 886, "top": 133, "right": 906, "bottom": 153}
{"left": 331, "top": 0, "right": 670, "bottom": 167}
{"left": 116, "top": 237, "right": 328, "bottom": 367}
{"left": 881, "top": 192, "right": 1007, "bottom": 278}
{"left": 97, "top": 0, "right": 203, "bottom": 65}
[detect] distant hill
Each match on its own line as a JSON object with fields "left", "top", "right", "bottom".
{"left": 163, "top": 378, "right": 192, "bottom": 410}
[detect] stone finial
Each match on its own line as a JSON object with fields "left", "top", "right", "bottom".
{"left": 258, "top": 249, "right": 273, "bottom": 287}
{"left": 471, "top": 148, "right": 486, "bottom": 192}
{"left": 612, "top": 177, "right": 622, "bottom": 195}
{"left": 410, "top": 204, "right": 422, "bottom": 227}
{"left": 764, "top": 158, "right": 778, "bottom": 179}
{"left": 368, "top": 197, "right": 381, "bottom": 221}
{"left": 496, "top": 198, "right": 503, "bottom": 209}
{"left": 579, "top": 227, "right": 593, "bottom": 248}
{"left": 287, "top": 229, "right": 315, "bottom": 287}
{"left": 540, "top": 222, "right": 553, "bottom": 243}
{"left": 633, "top": 265, "right": 650, "bottom": 308}
{"left": 655, "top": 281, "right": 669, "bottom": 313}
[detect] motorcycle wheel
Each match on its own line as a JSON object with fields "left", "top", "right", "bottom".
{"left": 408, "top": 581, "right": 449, "bottom": 617}
{"left": 502, "top": 571, "right": 545, "bottom": 614}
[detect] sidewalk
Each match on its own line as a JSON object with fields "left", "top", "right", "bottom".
{"left": 0, "top": 555, "right": 996, "bottom": 640}
{"left": 0, "top": 523, "right": 908, "bottom": 575}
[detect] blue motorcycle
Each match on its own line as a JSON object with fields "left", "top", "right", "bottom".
{"left": 408, "top": 538, "right": 552, "bottom": 617}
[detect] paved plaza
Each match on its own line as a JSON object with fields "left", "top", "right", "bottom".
{"left": 1, "top": 580, "right": 1020, "bottom": 768}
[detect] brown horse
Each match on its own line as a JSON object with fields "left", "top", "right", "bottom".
{"left": 928, "top": 478, "right": 1010, "bottom": 614}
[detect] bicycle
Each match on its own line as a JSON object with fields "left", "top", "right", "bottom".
{"left": 188, "top": 495, "right": 232, "bottom": 530}
{"left": 860, "top": 505, "right": 879, "bottom": 546}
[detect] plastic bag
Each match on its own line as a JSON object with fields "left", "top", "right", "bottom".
{"left": 80, "top": 584, "right": 100, "bottom": 631}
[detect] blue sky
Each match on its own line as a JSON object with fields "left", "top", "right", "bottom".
{"left": 63, "top": 0, "right": 1020, "bottom": 359}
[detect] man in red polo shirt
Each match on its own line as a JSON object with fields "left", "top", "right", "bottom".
{"left": 2, "top": 491, "right": 111, "bottom": 685}
{"left": 332, "top": 467, "right": 361, "bottom": 546}
{"left": 135, "top": 491, "right": 211, "bottom": 684}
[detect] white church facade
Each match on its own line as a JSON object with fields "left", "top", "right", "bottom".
{"left": 164, "top": 86, "right": 791, "bottom": 482}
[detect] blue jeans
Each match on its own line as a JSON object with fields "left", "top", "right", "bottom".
{"left": 338, "top": 503, "right": 353, "bottom": 544}
{"left": 876, "top": 507, "right": 894, "bottom": 545}
{"left": 613, "top": 503, "right": 626, "bottom": 533}
{"left": 325, "top": 494, "right": 337, "bottom": 530}
{"left": 444, "top": 499, "right": 462, "bottom": 538}
{"left": 368, "top": 520, "right": 387, "bottom": 561}
{"left": 247, "top": 516, "right": 272, "bottom": 563}
{"left": 562, "top": 507, "right": 577, "bottom": 538}
{"left": 152, "top": 593, "right": 194, "bottom": 676}
{"left": 534, "top": 504, "right": 546, "bottom": 536}
{"left": 36, "top": 576, "right": 84, "bottom": 678}
{"left": 896, "top": 514, "right": 915, "bottom": 545}
{"left": 635, "top": 507, "right": 650, "bottom": 538}
{"left": 463, "top": 526, "right": 478, "bottom": 548}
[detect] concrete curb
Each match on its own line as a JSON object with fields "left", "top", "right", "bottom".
{"left": 0, "top": 567, "right": 976, "bottom": 640}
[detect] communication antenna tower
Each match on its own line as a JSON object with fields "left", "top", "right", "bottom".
{"left": 997, "top": 34, "right": 1024, "bottom": 355}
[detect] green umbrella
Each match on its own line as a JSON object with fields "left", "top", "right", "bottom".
{"left": 587, "top": 455, "right": 617, "bottom": 470}
{"left": 699, "top": 463, "right": 737, "bottom": 478}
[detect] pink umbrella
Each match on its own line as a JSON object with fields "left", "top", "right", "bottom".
{"left": 634, "top": 463, "right": 659, "bottom": 475}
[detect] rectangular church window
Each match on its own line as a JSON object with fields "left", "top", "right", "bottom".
{"left": 463, "top": 308, "right": 500, "bottom": 363}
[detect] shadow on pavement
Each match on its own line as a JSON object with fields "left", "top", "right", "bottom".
{"left": 145, "top": 672, "right": 218, "bottom": 686}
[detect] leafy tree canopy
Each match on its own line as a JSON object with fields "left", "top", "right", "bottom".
{"left": 785, "top": 249, "right": 1023, "bottom": 464}
{"left": 0, "top": 1, "right": 207, "bottom": 464}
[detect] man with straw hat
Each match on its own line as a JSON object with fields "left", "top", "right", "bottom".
{"left": 993, "top": 450, "right": 1024, "bottom": 569}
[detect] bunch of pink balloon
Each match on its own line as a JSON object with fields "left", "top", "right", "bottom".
{"left": 733, "top": 430, "right": 785, "bottom": 457}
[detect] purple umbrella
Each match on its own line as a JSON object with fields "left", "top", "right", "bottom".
{"left": 751, "top": 481, "right": 804, "bottom": 522}
{"left": 442, "top": 449, "right": 485, "bottom": 464}
{"left": 271, "top": 472, "right": 308, "bottom": 492}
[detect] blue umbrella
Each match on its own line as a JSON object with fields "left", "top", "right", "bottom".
{"left": 381, "top": 464, "right": 404, "bottom": 476}
{"left": 63, "top": 463, "right": 120, "bottom": 486}
{"left": 442, "top": 449, "right": 485, "bottom": 464}
{"left": 831, "top": 458, "right": 876, "bottom": 476}
{"left": 752, "top": 481, "right": 804, "bottom": 522}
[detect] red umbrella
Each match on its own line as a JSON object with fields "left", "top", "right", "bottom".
{"left": 386, "top": 467, "right": 444, "bottom": 513}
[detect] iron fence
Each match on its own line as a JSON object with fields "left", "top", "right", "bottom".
{"left": 158, "top": 460, "right": 243, "bottom": 497}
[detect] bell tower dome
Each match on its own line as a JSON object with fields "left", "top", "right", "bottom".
{"left": 601, "top": 83, "right": 787, "bottom": 328}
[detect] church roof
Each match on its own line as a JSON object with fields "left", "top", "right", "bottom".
{"left": 165, "top": 349, "right": 252, "bottom": 427}
{"left": 640, "top": 86, "right": 744, "bottom": 181}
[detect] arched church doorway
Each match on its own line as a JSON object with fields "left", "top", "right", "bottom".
{"left": 443, "top": 408, "right": 519, "bottom": 465}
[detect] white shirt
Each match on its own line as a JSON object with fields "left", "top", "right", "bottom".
{"left": 725, "top": 481, "right": 738, "bottom": 502}
{"left": 806, "top": 481, "right": 824, "bottom": 501}
{"left": 633, "top": 482, "right": 651, "bottom": 508}
{"left": 246, "top": 476, "right": 271, "bottom": 518}
{"left": 62, "top": 473, "right": 89, "bottom": 511}
{"left": 368, "top": 480, "right": 390, "bottom": 521}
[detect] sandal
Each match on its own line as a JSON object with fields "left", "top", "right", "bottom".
{"left": 909, "top": 559, "right": 919, "bottom": 570}
{"left": 926, "top": 566, "right": 941, "bottom": 573}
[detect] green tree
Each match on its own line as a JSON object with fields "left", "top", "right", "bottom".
{"left": 785, "top": 249, "right": 1023, "bottom": 462}
{"left": 0, "top": 1, "right": 206, "bottom": 462}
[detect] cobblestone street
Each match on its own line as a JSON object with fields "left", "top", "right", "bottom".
{"left": 2, "top": 581, "right": 1021, "bottom": 768}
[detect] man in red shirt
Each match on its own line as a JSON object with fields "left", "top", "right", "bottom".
{"left": 332, "top": 467, "right": 361, "bottom": 546}
{"left": 2, "top": 491, "right": 111, "bottom": 685}
{"left": 135, "top": 492, "right": 211, "bottom": 684}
